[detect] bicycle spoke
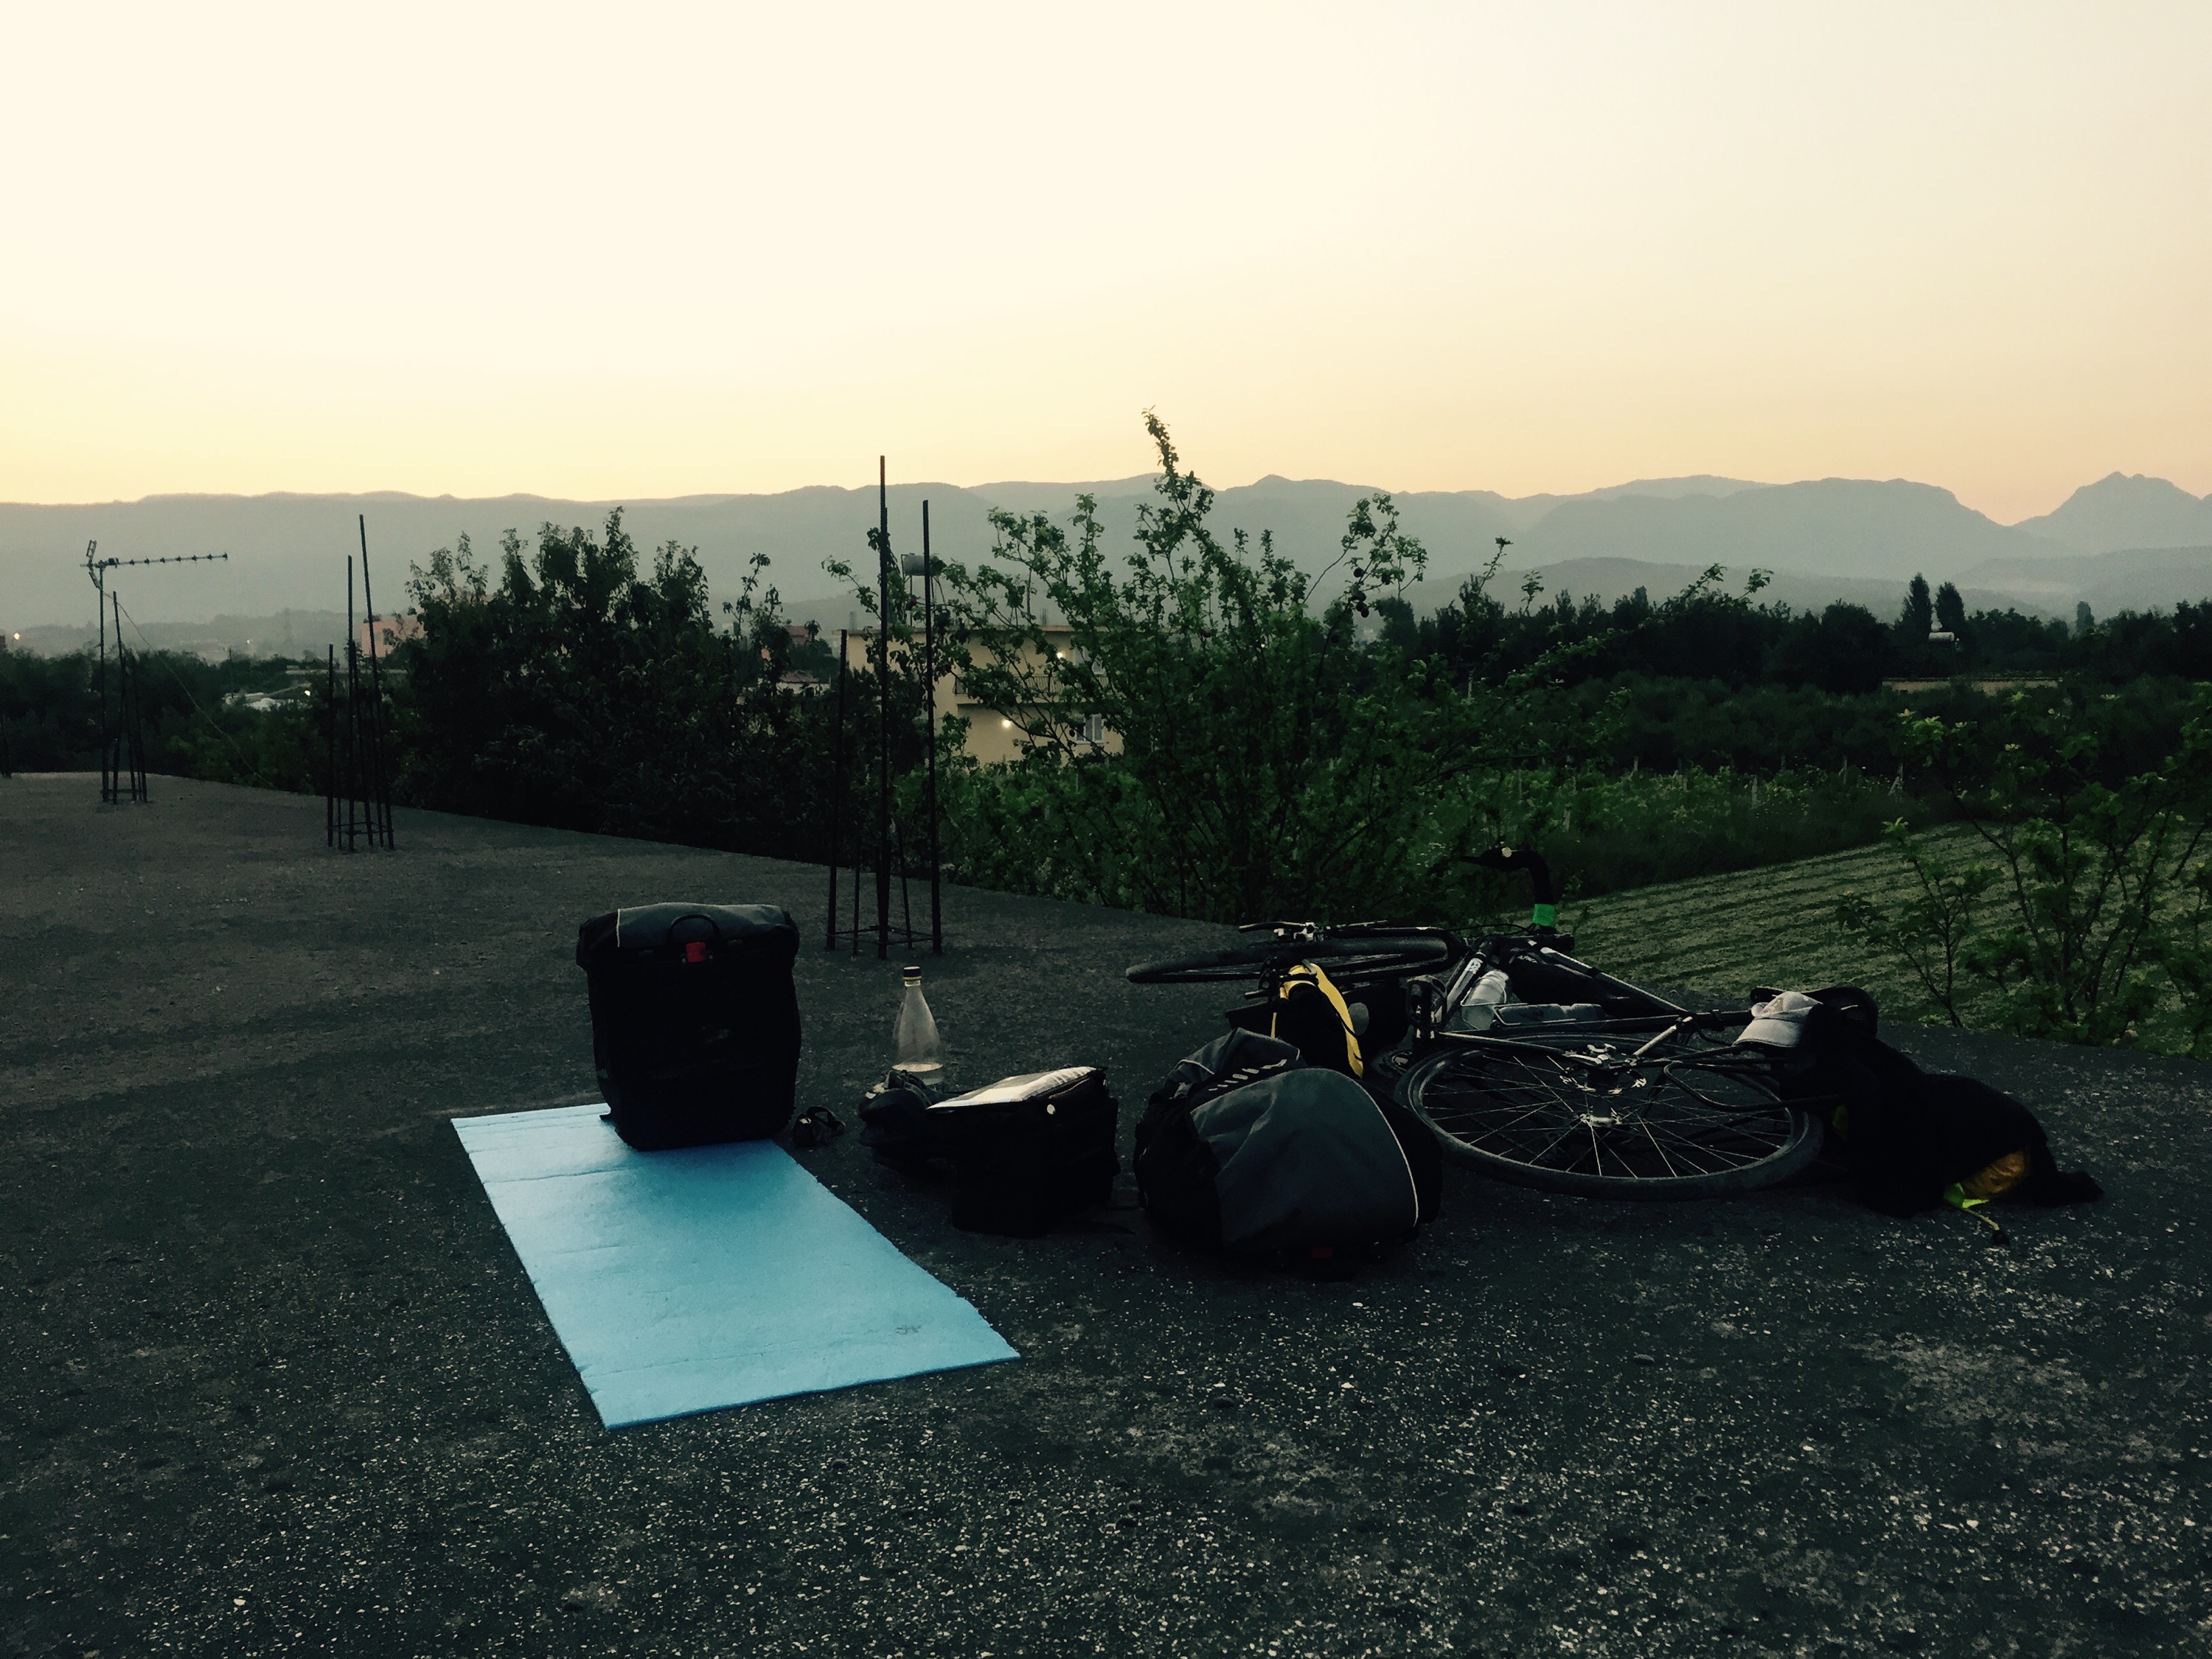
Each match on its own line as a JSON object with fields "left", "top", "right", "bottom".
{"left": 1403, "top": 1042, "right": 1812, "bottom": 1196}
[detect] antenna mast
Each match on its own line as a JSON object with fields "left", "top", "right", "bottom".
{"left": 83, "top": 543, "right": 229, "bottom": 804}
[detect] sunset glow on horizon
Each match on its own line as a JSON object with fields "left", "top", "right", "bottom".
{"left": 2, "top": 1, "right": 2206, "bottom": 522}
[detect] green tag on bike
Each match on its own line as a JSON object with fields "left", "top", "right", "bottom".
{"left": 1531, "top": 903, "right": 1557, "bottom": 928}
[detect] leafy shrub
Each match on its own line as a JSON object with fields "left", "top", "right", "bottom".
{"left": 1838, "top": 685, "right": 2212, "bottom": 1051}
{"left": 394, "top": 512, "right": 832, "bottom": 858}
{"left": 924, "top": 416, "right": 1494, "bottom": 923}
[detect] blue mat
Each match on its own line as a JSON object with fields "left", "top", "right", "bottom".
{"left": 453, "top": 1105, "right": 1016, "bottom": 1427}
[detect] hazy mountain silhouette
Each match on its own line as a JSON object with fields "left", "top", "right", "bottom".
{"left": 5, "top": 469, "right": 2207, "bottom": 647}
{"left": 1950, "top": 544, "right": 2212, "bottom": 617}
{"left": 2013, "top": 473, "right": 2212, "bottom": 553}
{"left": 1502, "top": 479, "right": 2037, "bottom": 585}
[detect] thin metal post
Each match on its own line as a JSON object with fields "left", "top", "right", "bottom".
{"left": 922, "top": 501, "right": 942, "bottom": 955}
{"left": 344, "top": 556, "right": 362, "bottom": 851}
{"left": 111, "top": 593, "right": 146, "bottom": 804}
{"left": 326, "top": 646, "right": 338, "bottom": 846}
{"left": 827, "top": 628, "right": 846, "bottom": 949}
{"left": 875, "top": 456, "right": 892, "bottom": 960}
{"left": 358, "top": 514, "right": 394, "bottom": 849}
{"left": 89, "top": 545, "right": 111, "bottom": 804}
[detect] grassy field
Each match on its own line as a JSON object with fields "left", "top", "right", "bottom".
{"left": 1564, "top": 827, "right": 1975, "bottom": 1026}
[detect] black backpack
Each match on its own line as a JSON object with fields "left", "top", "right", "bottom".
{"left": 1135, "top": 1030, "right": 1441, "bottom": 1266}
{"left": 858, "top": 1067, "right": 1120, "bottom": 1237}
{"left": 574, "top": 903, "right": 802, "bottom": 1150}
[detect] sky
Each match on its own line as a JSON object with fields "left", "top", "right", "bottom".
{"left": 2, "top": 1, "right": 2207, "bottom": 523}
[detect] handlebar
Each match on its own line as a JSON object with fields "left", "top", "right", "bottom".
{"left": 1467, "top": 846, "right": 1559, "bottom": 932}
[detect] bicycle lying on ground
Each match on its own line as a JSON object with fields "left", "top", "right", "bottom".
{"left": 1126, "top": 849, "right": 1829, "bottom": 1200}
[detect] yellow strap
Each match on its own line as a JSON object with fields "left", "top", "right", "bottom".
{"left": 1270, "top": 961, "right": 1364, "bottom": 1077}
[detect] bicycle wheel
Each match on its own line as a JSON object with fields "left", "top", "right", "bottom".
{"left": 1398, "top": 1040, "right": 1819, "bottom": 1199}
{"left": 1124, "top": 934, "right": 1451, "bottom": 986}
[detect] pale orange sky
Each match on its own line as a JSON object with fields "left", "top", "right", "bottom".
{"left": 3, "top": 1, "right": 2207, "bottom": 523}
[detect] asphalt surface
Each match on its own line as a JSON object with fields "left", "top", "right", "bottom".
{"left": 4, "top": 773, "right": 2208, "bottom": 1658}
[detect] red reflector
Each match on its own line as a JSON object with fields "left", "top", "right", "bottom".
{"left": 683, "top": 942, "right": 708, "bottom": 964}
{"left": 1309, "top": 1245, "right": 1334, "bottom": 1259}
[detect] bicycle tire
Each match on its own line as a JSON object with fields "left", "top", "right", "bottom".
{"left": 1397, "top": 1039, "right": 1820, "bottom": 1200}
{"left": 1125, "top": 934, "right": 1452, "bottom": 986}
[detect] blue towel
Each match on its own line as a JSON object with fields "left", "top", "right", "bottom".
{"left": 453, "top": 1105, "right": 1016, "bottom": 1427}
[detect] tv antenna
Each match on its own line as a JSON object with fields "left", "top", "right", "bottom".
{"left": 83, "top": 540, "right": 230, "bottom": 804}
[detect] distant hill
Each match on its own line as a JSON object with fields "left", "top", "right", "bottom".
{"left": 2014, "top": 474, "right": 2212, "bottom": 554}
{"left": 1950, "top": 544, "right": 2212, "bottom": 617}
{"left": 5, "top": 468, "right": 2202, "bottom": 643}
{"left": 1500, "top": 479, "right": 2045, "bottom": 585}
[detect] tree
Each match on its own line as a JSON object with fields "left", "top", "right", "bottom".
{"left": 1850, "top": 686, "right": 2212, "bottom": 1048}
{"left": 1836, "top": 821, "right": 1994, "bottom": 1024}
{"left": 921, "top": 414, "right": 1532, "bottom": 923}
{"left": 1898, "top": 574, "right": 1933, "bottom": 641}
{"left": 1779, "top": 603, "right": 1892, "bottom": 695}
{"left": 1934, "top": 580, "right": 1968, "bottom": 636}
{"left": 394, "top": 512, "right": 829, "bottom": 857}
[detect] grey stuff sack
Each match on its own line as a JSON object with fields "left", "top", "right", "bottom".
{"left": 1134, "top": 1030, "right": 1434, "bottom": 1267}
{"left": 1197, "top": 1070, "right": 1424, "bottom": 1256}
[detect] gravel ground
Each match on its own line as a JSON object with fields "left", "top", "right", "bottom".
{"left": 4, "top": 773, "right": 2209, "bottom": 1658}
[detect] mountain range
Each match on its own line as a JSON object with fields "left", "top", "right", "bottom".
{"left": 4, "top": 470, "right": 2209, "bottom": 653}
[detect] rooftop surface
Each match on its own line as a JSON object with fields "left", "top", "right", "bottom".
{"left": 4, "top": 774, "right": 2208, "bottom": 1657}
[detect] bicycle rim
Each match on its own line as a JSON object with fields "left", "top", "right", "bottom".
{"left": 1399, "top": 1040, "right": 1818, "bottom": 1199}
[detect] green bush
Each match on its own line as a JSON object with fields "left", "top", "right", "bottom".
{"left": 1838, "top": 684, "right": 2212, "bottom": 1053}
{"left": 393, "top": 514, "right": 835, "bottom": 859}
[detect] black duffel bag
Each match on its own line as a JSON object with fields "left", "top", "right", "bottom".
{"left": 575, "top": 902, "right": 802, "bottom": 1150}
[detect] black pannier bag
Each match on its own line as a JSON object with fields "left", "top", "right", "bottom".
{"left": 1135, "top": 1030, "right": 1441, "bottom": 1264}
{"left": 859, "top": 1067, "right": 1119, "bottom": 1238}
{"left": 575, "top": 903, "right": 802, "bottom": 1151}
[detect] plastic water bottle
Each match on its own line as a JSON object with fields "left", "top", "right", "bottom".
{"left": 894, "top": 964, "right": 944, "bottom": 1083}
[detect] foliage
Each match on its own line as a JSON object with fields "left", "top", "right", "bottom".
{"left": 919, "top": 414, "right": 1498, "bottom": 923}
{"left": 1840, "top": 686, "right": 2212, "bottom": 1049}
{"left": 1410, "top": 563, "right": 2212, "bottom": 689}
{"left": 0, "top": 643, "right": 317, "bottom": 786}
{"left": 1528, "top": 763, "right": 1938, "bottom": 901}
{"left": 394, "top": 512, "right": 832, "bottom": 857}
{"left": 1835, "top": 821, "right": 1995, "bottom": 1026}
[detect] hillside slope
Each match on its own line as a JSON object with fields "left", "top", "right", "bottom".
{"left": 1568, "top": 833, "right": 1969, "bottom": 1025}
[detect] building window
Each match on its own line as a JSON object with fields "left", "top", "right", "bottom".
{"left": 1083, "top": 714, "right": 1106, "bottom": 745}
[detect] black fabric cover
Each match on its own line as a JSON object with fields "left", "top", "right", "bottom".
{"left": 1135, "top": 1030, "right": 1439, "bottom": 1260}
{"left": 1742, "top": 985, "right": 2102, "bottom": 1215}
{"left": 860, "top": 1067, "right": 1120, "bottom": 1238}
{"left": 574, "top": 902, "right": 801, "bottom": 1150}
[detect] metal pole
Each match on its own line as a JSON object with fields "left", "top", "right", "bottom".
{"left": 922, "top": 500, "right": 942, "bottom": 955}
{"left": 326, "top": 646, "right": 338, "bottom": 846}
{"left": 827, "top": 628, "right": 846, "bottom": 950}
{"left": 345, "top": 555, "right": 361, "bottom": 851}
{"left": 358, "top": 515, "right": 394, "bottom": 849}
{"left": 112, "top": 593, "right": 146, "bottom": 804}
{"left": 89, "top": 545, "right": 111, "bottom": 804}
{"left": 875, "top": 456, "right": 891, "bottom": 960}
